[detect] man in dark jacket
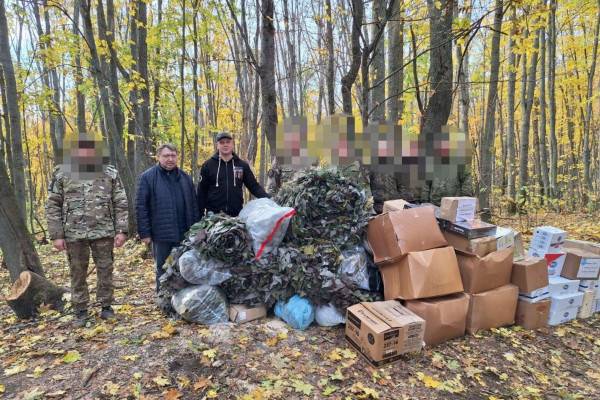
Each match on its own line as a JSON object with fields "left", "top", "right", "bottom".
{"left": 136, "top": 144, "right": 199, "bottom": 291}
{"left": 197, "top": 132, "right": 268, "bottom": 218}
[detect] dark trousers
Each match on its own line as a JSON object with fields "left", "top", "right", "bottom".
{"left": 152, "top": 241, "right": 179, "bottom": 292}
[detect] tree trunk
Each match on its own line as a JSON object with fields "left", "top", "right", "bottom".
{"left": 325, "top": 0, "right": 335, "bottom": 114}
{"left": 73, "top": 0, "right": 87, "bottom": 136}
{"left": 548, "top": 0, "right": 558, "bottom": 197}
{"left": 6, "top": 271, "right": 66, "bottom": 319}
{"left": 180, "top": 0, "right": 186, "bottom": 168}
{"left": 341, "top": 0, "right": 364, "bottom": 115}
{"left": 518, "top": 27, "right": 540, "bottom": 202}
{"left": 479, "top": 0, "right": 502, "bottom": 210}
{"left": 260, "top": 0, "right": 277, "bottom": 156}
{"left": 583, "top": 0, "right": 600, "bottom": 198}
{"left": 0, "top": 0, "right": 27, "bottom": 221}
{"left": 371, "top": 0, "right": 386, "bottom": 121}
{"left": 456, "top": 1, "right": 471, "bottom": 136}
{"left": 387, "top": 0, "right": 404, "bottom": 123}
{"left": 506, "top": 6, "right": 517, "bottom": 204}
{"left": 283, "top": 0, "right": 298, "bottom": 116}
{"left": 538, "top": 26, "right": 549, "bottom": 198}
{"left": 151, "top": 0, "right": 163, "bottom": 145}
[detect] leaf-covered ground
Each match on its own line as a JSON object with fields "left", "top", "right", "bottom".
{"left": 1, "top": 212, "right": 599, "bottom": 400}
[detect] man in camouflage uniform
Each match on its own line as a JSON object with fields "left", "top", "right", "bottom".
{"left": 46, "top": 135, "right": 128, "bottom": 326}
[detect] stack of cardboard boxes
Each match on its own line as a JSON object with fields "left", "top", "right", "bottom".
{"left": 512, "top": 257, "right": 551, "bottom": 329}
{"left": 365, "top": 207, "right": 466, "bottom": 352}
{"left": 560, "top": 239, "right": 600, "bottom": 321}
{"left": 437, "top": 197, "right": 519, "bottom": 335}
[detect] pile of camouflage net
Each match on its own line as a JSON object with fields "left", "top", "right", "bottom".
{"left": 157, "top": 166, "right": 382, "bottom": 318}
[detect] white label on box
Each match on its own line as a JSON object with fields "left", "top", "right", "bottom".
{"left": 455, "top": 199, "right": 477, "bottom": 222}
{"left": 548, "top": 306, "right": 578, "bottom": 326}
{"left": 577, "top": 258, "right": 600, "bottom": 279}
{"left": 519, "top": 286, "right": 550, "bottom": 300}
{"left": 550, "top": 292, "right": 584, "bottom": 314}
{"left": 579, "top": 279, "right": 599, "bottom": 289}
{"left": 495, "top": 227, "right": 515, "bottom": 250}
{"left": 549, "top": 276, "right": 580, "bottom": 296}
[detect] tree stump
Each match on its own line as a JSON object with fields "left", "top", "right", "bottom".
{"left": 5, "top": 271, "right": 66, "bottom": 319}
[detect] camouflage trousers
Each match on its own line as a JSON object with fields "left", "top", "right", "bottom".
{"left": 66, "top": 237, "right": 114, "bottom": 311}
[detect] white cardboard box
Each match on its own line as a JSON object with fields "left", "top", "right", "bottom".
{"left": 595, "top": 299, "right": 600, "bottom": 313}
{"left": 548, "top": 276, "right": 579, "bottom": 296}
{"left": 550, "top": 292, "right": 584, "bottom": 314}
{"left": 494, "top": 227, "right": 515, "bottom": 251}
{"left": 548, "top": 306, "right": 579, "bottom": 326}
{"left": 529, "top": 226, "right": 567, "bottom": 254}
{"left": 579, "top": 279, "right": 599, "bottom": 290}
{"left": 519, "top": 286, "right": 550, "bottom": 302}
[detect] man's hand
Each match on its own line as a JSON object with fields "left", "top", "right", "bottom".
{"left": 114, "top": 233, "right": 127, "bottom": 248}
{"left": 53, "top": 239, "right": 66, "bottom": 251}
{"left": 141, "top": 237, "right": 151, "bottom": 245}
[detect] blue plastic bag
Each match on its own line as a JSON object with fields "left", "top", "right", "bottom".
{"left": 274, "top": 295, "right": 315, "bottom": 330}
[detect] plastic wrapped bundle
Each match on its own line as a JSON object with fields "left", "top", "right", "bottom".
{"left": 274, "top": 295, "right": 315, "bottom": 330}
{"left": 315, "top": 303, "right": 346, "bottom": 326}
{"left": 178, "top": 249, "right": 231, "bottom": 285}
{"left": 171, "top": 285, "right": 229, "bottom": 324}
{"left": 238, "top": 198, "right": 295, "bottom": 258}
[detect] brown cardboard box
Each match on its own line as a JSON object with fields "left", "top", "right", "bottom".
{"left": 511, "top": 257, "right": 549, "bottom": 293}
{"left": 229, "top": 304, "right": 267, "bottom": 323}
{"left": 439, "top": 197, "right": 478, "bottom": 222}
{"left": 578, "top": 289, "right": 596, "bottom": 319}
{"left": 443, "top": 230, "right": 497, "bottom": 257}
{"left": 515, "top": 298, "right": 550, "bottom": 330}
{"left": 564, "top": 239, "right": 600, "bottom": 255}
{"left": 379, "top": 246, "right": 464, "bottom": 300}
{"left": 465, "top": 284, "right": 519, "bottom": 334}
{"left": 345, "top": 301, "right": 425, "bottom": 367}
{"left": 561, "top": 248, "right": 600, "bottom": 280}
{"left": 404, "top": 293, "right": 469, "bottom": 346}
{"left": 456, "top": 248, "right": 514, "bottom": 294}
{"left": 367, "top": 207, "right": 447, "bottom": 264}
{"left": 382, "top": 199, "right": 412, "bottom": 213}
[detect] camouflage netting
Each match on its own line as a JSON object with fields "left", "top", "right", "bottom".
{"left": 157, "top": 166, "right": 382, "bottom": 321}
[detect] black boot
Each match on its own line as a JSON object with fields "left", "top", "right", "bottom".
{"left": 74, "top": 309, "right": 89, "bottom": 328}
{"left": 100, "top": 306, "right": 115, "bottom": 320}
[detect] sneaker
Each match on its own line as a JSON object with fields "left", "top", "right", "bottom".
{"left": 100, "top": 306, "right": 115, "bottom": 320}
{"left": 74, "top": 309, "right": 89, "bottom": 327}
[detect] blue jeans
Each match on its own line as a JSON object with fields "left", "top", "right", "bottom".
{"left": 152, "top": 241, "right": 179, "bottom": 292}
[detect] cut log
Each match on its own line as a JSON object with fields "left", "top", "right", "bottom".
{"left": 5, "top": 271, "right": 66, "bottom": 319}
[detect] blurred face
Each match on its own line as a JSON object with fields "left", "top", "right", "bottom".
{"left": 217, "top": 138, "right": 233, "bottom": 156}
{"left": 158, "top": 148, "right": 178, "bottom": 170}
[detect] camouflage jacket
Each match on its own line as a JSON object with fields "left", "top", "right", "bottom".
{"left": 46, "top": 165, "right": 129, "bottom": 241}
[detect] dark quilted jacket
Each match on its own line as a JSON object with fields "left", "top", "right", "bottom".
{"left": 136, "top": 165, "right": 199, "bottom": 242}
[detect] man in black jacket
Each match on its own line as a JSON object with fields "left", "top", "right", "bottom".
{"left": 136, "top": 144, "right": 199, "bottom": 291}
{"left": 197, "top": 132, "right": 268, "bottom": 218}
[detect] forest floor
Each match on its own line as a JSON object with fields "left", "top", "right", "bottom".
{"left": 1, "top": 211, "right": 600, "bottom": 400}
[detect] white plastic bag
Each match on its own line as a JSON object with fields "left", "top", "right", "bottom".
{"left": 171, "top": 285, "right": 229, "bottom": 324}
{"left": 178, "top": 249, "right": 231, "bottom": 285}
{"left": 315, "top": 303, "right": 345, "bottom": 326}
{"left": 239, "top": 198, "right": 295, "bottom": 258}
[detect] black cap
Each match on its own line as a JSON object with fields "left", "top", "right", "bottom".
{"left": 215, "top": 132, "right": 233, "bottom": 142}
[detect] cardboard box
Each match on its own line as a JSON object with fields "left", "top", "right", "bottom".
{"left": 513, "top": 232, "right": 526, "bottom": 261}
{"left": 515, "top": 299, "right": 550, "bottom": 330}
{"left": 367, "top": 208, "right": 447, "bottom": 264}
{"left": 382, "top": 199, "right": 412, "bottom": 213}
{"left": 443, "top": 230, "right": 496, "bottom": 257}
{"left": 560, "top": 248, "right": 600, "bottom": 280}
{"left": 528, "top": 250, "right": 566, "bottom": 276}
{"left": 578, "top": 290, "right": 596, "bottom": 319}
{"left": 229, "top": 304, "right": 267, "bottom": 323}
{"left": 345, "top": 301, "right": 425, "bottom": 367}
{"left": 439, "top": 197, "right": 478, "bottom": 222}
{"left": 529, "top": 226, "right": 567, "bottom": 254}
{"left": 519, "top": 286, "right": 550, "bottom": 302}
{"left": 495, "top": 227, "right": 516, "bottom": 251}
{"left": 440, "top": 219, "right": 497, "bottom": 240}
{"left": 511, "top": 257, "right": 549, "bottom": 293}
{"left": 379, "top": 246, "right": 464, "bottom": 300}
{"left": 404, "top": 293, "right": 469, "bottom": 346}
{"left": 596, "top": 299, "right": 600, "bottom": 313}
{"left": 548, "top": 276, "right": 580, "bottom": 296}
{"left": 550, "top": 292, "right": 584, "bottom": 314}
{"left": 548, "top": 306, "right": 578, "bottom": 326}
{"left": 578, "top": 279, "right": 599, "bottom": 290}
{"left": 563, "top": 239, "right": 600, "bottom": 255}
{"left": 465, "top": 284, "right": 519, "bottom": 334}
{"left": 456, "top": 248, "right": 514, "bottom": 294}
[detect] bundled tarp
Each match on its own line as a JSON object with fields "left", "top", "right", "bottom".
{"left": 171, "top": 285, "right": 229, "bottom": 324}
{"left": 186, "top": 213, "right": 252, "bottom": 264}
{"left": 275, "top": 167, "right": 374, "bottom": 247}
